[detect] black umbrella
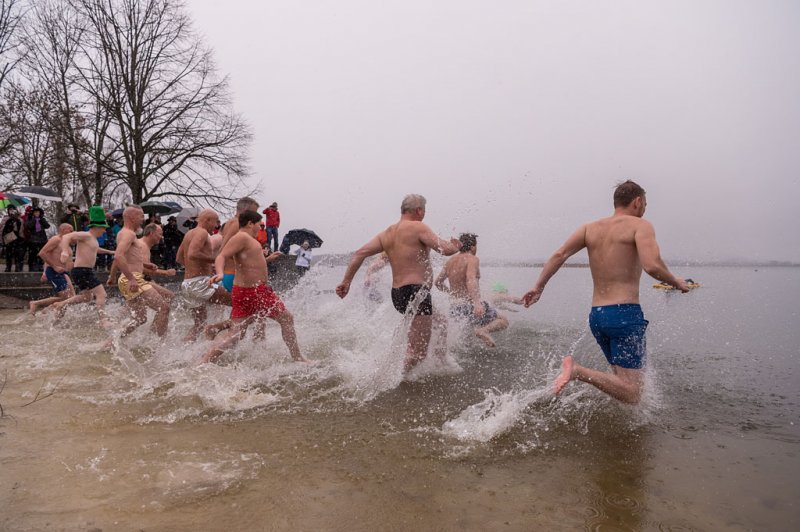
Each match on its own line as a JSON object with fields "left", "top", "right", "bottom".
{"left": 139, "top": 201, "right": 172, "bottom": 215}
{"left": 16, "top": 185, "right": 62, "bottom": 202}
{"left": 279, "top": 228, "right": 323, "bottom": 254}
{"left": 111, "top": 208, "right": 125, "bottom": 217}
{"left": 163, "top": 201, "right": 183, "bottom": 215}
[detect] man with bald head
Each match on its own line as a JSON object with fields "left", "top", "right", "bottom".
{"left": 176, "top": 208, "right": 232, "bottom": 341}
{"left": 29, "top": 223, "right": 76, "bottom": 316}
{"left": 114, "top": 205, "right": 171, "bottom": 338}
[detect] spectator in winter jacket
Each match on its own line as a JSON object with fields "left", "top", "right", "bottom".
{"left": 24, "top": 207, "right": 50, "bottom": 271}
{"left": 3, "top": 206, "right": 25, "bottom": 272}
{"left": 61, "top": 204, "right": 88, "bottom": 232}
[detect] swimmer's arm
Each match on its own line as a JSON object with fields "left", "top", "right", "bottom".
{"left": 636, "top": 222, "right": 688, "bottom": 292}
{"left": 113, "top": 230, "right": 138, "bottom": 283}
{"left": 466, "top": 257, "right": 482, "bottom": 311}
{"left": 38, "top": 237, "right": 59, "bottom": 266}
{"left": 264, "top": 250, "right": 282, "bottom": 263}
{"left": 97, "top": 248, "right": 115, "bottom": 255}
{"left": 523, "top": 225, "right": 587, "bottom": 306}
{"left": 59, "top": 233, "right": 79, "bottom": 265}
{"left": 107, "top": 259, "right": 118, "bottom": 285}
{"left": 187, "top": 230, "right": 214, "bottom": 263}
{"left": 434, "top": 268, "right": 449, "bottom": 293}
{"left": 337, "top": 235, "right": 383, "bottom": 298}
{"left": 176, "top": 237, "right": 187, "bottom": 265}
{"left": 419, "top": 226, "right": 460, "bottom": 256}
{"left": 211, "top": 234, "right": 244, "bottom": 281}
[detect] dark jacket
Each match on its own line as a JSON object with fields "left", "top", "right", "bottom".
{"left": 2, "top": 216, "right": 22, "bottom": 240}
{"left": 163, "top": 223, "right": 183, "bottom": 247}
{"left": 61, "top": 211, "right": 87, "bottom": 232}
{"left": 24, "top": 216, "right": 51, "bottom": 244}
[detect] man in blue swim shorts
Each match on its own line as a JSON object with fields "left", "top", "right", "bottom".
{"left": 523, "top": 180, "right": 689, "bottom": 403}
{"left": 336, "top": 194, "right": 461, "bottom": 372}
{"left": 29, "top": 224, "right": 76, "bottom": 316}
{"left": 435, "top": 233, "right": 509, "bottom": 347}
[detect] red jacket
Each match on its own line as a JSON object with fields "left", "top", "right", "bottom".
{"left": 263, "top": 207, "right": 280, "bottom": 227}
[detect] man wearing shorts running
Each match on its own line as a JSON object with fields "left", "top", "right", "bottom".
{"left": 522, "top": 180, "right": 689, "bottom": 404}
{"left": 201, "top": 210, "right": 307, "bottom": 364}
{"left": 52, "top": 206, "right": 115, "bottom": 328}
{"left": 29, "top": 224, "right": 75, "bottom": 316}
{"left": 175, "top": 208, "right": 232, "bottom": 341}
{"left": 336, "top": 194, "right": 460, "bottom": 372}
{"left": 435, "top": 233, "right": 509, "bottom": 348}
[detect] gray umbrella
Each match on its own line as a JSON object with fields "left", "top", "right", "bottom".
{"left": 16, "top": 186, "right": 62, "bottom": 202}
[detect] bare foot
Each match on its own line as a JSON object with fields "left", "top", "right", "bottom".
{"left": 475, "top": 329, "right": 496, "bottom": 348}
{"left": 553, "top": 356, "right": 575, "bottom": 396}
{"left": 29, "top": 301, "right": 37, "bottom": 316}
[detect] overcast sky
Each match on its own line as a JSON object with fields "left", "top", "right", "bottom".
{"left": 186, "top": 0, "right": 800, "bottom": 262}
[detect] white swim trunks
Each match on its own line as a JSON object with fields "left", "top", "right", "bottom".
{"left": 181, "top": 276, "right": 219, "bottom": 308}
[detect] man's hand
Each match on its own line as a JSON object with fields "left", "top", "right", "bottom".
{"left": 522, "top": 286, "right": 543, "bottom": 307}
{"left": 107, "top": 276, "right": 115, "bottom": 287}
{"left": 675, "top": 277, "right": 690, "bottom": 293}
{"left": 335, "top": 282, "right": 350, "bottom": 299}
{"left": 128, "top": 278, "right": 140, "bottom": 293}
{"left": 163, "top": 268, "right": 176, "bottom": 277}
{"left": 208, "top": 273, "right": 222, "bottom": 285}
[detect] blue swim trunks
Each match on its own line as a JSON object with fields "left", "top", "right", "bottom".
{"left": 45, "top": 266, "right": 70, "bottom": 294}
{"left": 451, "top": 301, "right": 498, "bottom": 327}
{"left": 589, "top": 304, "right": 649, "bottom": 369}
{"left": 221, "top": 273, "right": 235, "bottom": 293}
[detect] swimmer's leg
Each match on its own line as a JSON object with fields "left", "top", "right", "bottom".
{"left": 138, "top": 288, "right": 170, "bottom": 337}
{"left": 271, "top": 310, "right": 307, "bottom": 362}
{"left": 121, "top": 297, "right": 149, "bottom": 337}
{"left": 184, "top": 305, "right": 207, "bottom": 342}
{"left": 475, "top": 314, "right": 509, "bottom": 348}
{"left": 52, "top": 289, "right": 92, "bottom": 321}
{"left": 431, "top": 311, "right": 448, "bottom": 361}
{"left": 554, "top": 357, "right": 644, "bottom": 404}
{"left": 150, "top": 282, "right": 175, "bottom": 303}
{"left": 201, "top": 317, "right": 252, "bottom": 364}
{"left": 405, "top": 314, "right": 432, "bottom": 372}
{"left": 90, "top": 285, "right": 112, "bottom": 329}
{"left": 30, "top": 290, "right": 71, "bottom": 316}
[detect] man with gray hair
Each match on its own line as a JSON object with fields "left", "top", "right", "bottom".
{"left": 336, "top": 194, "right": 461, "bottom": 372}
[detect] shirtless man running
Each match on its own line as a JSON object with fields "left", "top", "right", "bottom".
{"left": 522, "top": 180, "right": 689, "bottom": 404}
{"left": 114, "top": 206, "right": 171, "bottom": 338}
{"left": 336, "top": 194, "right": 460, "bottom": 372}
{"left": 108, "top": 223, "right": 177, "bottom": 303}
{"left": 201, "top": 210, "right": 307, "bottom": 364}
{"left": 29, "top": 223, "right": 75, "bottom": 316}
{"left": 52, "top": 206, "right": 115, "bottom": 327}
{"left": 175, "top": 208, "right": 232, "bottom": 341}
{"left": 435, "top": 233, "right": 509, "bottom": 347}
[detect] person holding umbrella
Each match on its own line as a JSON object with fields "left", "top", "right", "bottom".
{"left": 24, "top": 207, "right": 50, "bottom": 272}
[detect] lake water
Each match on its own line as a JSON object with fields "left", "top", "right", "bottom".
{"left": 1, "top": 264, "right": 798, "bottom": 530}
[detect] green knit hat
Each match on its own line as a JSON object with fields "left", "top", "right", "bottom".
{"left": 87, "top": 205, "right": 109, "bottom": 228}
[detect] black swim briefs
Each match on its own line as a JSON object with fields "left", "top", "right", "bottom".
{"left": 391, "top": 284, "right": 433, "bottom": 316}
{"left": 70, "top": 267, "right": 102, "bottom": 291}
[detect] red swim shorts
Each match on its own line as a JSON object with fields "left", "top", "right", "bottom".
{"left": 231, "top": 284, "right": 286, "bottom": 320}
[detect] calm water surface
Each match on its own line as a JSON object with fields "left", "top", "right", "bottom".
{"left": 1, "top": 265, "right": 798, "bottom": 531}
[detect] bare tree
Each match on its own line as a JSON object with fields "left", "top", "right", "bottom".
{"left": 72, "top": 0, "right": 251, "bottom": 206}
{"left": 0, "top": 0, "right": 23, "bottom": 90}
{"left": 0, "top": 82, "right": 56, "bottom": 189}
{"left": 0, "top": 0, "right": 24, "bottom": 158}
{"left": 20, "top": 0, "right": 117, "bottom": 206}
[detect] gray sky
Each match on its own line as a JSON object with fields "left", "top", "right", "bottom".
{"left": 186, "top": 0, "right": 800, "bottom": 262}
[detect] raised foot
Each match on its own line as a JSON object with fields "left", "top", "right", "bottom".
{"left": 28, "top": 301, "right": 37, "bottom": 316}
{"left": 475, "top": 330, "right": 496, "bottom": 348}
{"left": 553, "top": 356, "right": 575, "bottom": 396}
